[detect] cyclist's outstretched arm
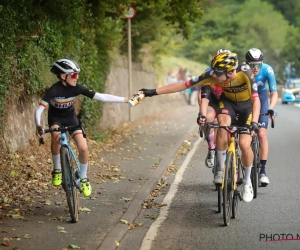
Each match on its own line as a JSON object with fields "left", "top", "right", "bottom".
{"left": 92, "top": 92, "right": 128, "bottom": 103}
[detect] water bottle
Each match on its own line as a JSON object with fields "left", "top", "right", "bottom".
{"left": 129, "top": 92, "right": 145, "bottom": 107}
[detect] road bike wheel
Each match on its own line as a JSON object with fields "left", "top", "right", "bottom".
{"left": 214, "top": 153, "right": 221, "bottom": 213}
{"left": 232, "top": 155, "right": 242, "bottom": 219}
{"left": 61, "top": 146, "right": 79, "bottom": 223}
{"left": 217, "top": 185, "right": 221, "bottom": 213}
{"left": 251, "top": 137, "right": 259, "bottom": 198}
{"left": 223, "top": 152, "right": 234, "bottom": 226}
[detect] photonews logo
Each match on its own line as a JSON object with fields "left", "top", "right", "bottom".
{"left": 260, "top": 233, "right": 300, "bottom": 242}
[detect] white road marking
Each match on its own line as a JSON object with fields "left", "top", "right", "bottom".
{"left": 139, "top": 137, "right": 202, "bottom": 250}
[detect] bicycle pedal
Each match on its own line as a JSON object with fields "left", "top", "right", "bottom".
{"left": 237, "top": 191, "right": 243, "bottom": 201}
{"left": 260, "top": 183, "right": 268, "bottom": 187}
{"left": 237, "top": 178, "right": 244, "bottom": 185}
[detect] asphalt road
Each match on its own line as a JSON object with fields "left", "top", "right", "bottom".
{"left": 119, "top": 101, "right": 300, "bottom": 250}
{"left": 1, "top": 101, "right": 199, "bottom": 250}
{"left": 2, "top": 100, "right": 300, "bottom": 250}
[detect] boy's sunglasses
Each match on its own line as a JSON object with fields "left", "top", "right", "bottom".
{"left": 69, "top": 72, "right": 79, "bottom": 79}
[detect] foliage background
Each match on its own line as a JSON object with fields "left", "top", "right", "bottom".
{"left": 0, "top": 0, "right": 299, "bottom": 135}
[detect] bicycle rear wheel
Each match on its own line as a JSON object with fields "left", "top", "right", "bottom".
{"left": 223, "top": 151, "right": 234, "bottom": 226}
{"left": 61, "top": 146, "right": 79, "bottom": 223}
{"left": 251, "top": 137, "right": 259, "bottom": 198}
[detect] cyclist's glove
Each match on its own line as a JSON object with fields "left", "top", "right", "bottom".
{"left": 197, "top": 113, "right": 206, "bottom": 126}
{"left": 37, "top": 126, "right": 44, "bottom": 145}
{"left": 37, "top": 126, "right": 43, "bottom": 136}
{"left": 249, "top": 121, "right": 259, "bottom": 133}
{"left": 268, "top": 109, "right": 277, "bottom": 117}
{"left": 139, "top": 88, "right": 157, "bottom": 97}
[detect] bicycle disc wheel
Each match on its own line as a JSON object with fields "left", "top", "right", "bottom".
{"left": 61, "top": 146, "right": 79, "bottom": 223}
{"left": 223, "top": 152, "right": 234, "bottom": 226}
{"left": 251, "top": 138, "right": 259, "bottom": 198}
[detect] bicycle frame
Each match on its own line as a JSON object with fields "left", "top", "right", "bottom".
{"left": 60, "top": 132, "right": 81, "bottom": 174}
{"left": 224, "top": 131, "right": 238, "bottom": 190}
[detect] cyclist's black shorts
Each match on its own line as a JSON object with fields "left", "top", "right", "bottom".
{"left": 48, "top": 113, "right": 82, "bottom": 137}
{"left": 217, "top": 95, "right": 252, "bottom": 135}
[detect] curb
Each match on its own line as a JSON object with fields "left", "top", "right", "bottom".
{"left": 97, "top": 123, "right": 199, "bottom": 250}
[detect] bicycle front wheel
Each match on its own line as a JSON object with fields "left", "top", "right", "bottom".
{"left": 232, "top": 155, "right": 243, "bottom": 219}
{"left": 61, "top": 146, "right": 79, "bottom": 223}
{"left": 217, "top": 185, "right": 222, "bottom": 213}
{"left": 223, "top": 151, "right": 234, "bottom": 226}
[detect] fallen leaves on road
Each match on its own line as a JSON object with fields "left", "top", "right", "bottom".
{"left": 68, "top": 244, "right": 81, "bottom": 249}
{"left": 142, "top": 198, "right": 167, "bottom": 209}
{"left": 119, "top": 219, "right": 143, "bottom": 229}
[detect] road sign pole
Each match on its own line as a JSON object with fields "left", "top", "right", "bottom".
{"left": 128, "top": 18, "right": 132, "bottom": 122}
{"left": 124, "top": 6, "right": 136, "bottom": 123}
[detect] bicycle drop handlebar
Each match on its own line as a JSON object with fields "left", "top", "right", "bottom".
{"left": 38, "top": 126, "right": 77, "bottom": 145}
{"left": 198, "top": 112, "right": 275, "bottom": 140}
{"left": 260, "top": 112, "right": 275, "bottom": 128}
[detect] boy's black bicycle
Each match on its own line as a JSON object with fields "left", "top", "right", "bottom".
{"left": 39, "top": 126, "right": 83, "bottom": 223}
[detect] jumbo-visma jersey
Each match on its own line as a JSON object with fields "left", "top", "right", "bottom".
{"left": 185, "top": 64, "right": 258, "bottom": 102}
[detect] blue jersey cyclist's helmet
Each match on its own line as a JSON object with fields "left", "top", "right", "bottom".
{"left": 245, "top": 48, "right": 263, "bottom": 62}
{"left": 211, "top": 52, "right": 238, "bottom": 73}
{"left": 50, "top": 58, "right": 81, "bottom": 75}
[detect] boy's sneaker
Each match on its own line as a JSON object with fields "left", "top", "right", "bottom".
{"left": 80, "top": 178, "right": 92, "bottom": 197}
{"left": 52, "top": 169, "right": 62, "bottom": 186}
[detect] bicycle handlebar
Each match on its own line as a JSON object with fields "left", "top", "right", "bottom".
{"left": 199, "top": 122, "right": 218, "bottom": 141}
{"left": 260, "top": 112, "right": 275, "bottom": 128}
{"left": 38, "top": 126, "right": 77, "bottom": 146}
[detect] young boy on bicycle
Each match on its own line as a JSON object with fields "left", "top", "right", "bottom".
{"left": 35, "top": 58, "right": 129, "bottom": 196}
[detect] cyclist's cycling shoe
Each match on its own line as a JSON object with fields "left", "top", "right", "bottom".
{"left": 80, "top": 178, "right": 92, "bottom": 197}
{"left": 205, "top": 149, "right": 215, "bottom": 168}
{"left": 213, "top": 170, "right": 223, "bottom": 185}
{"left": 52, "top": 169, "right": 62, "bottom": 186}
{"left": 242, "top": 183, "right": 253, "bottom": 203}
{"left": 259, "top": 174, "right": 269, "bottom": 187}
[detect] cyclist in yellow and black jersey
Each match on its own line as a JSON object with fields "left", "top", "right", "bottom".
{"left": 186, "top": 64, "right": 258, "bottom": 102}
{"left": 137, "top": 52, "right": 260, "bottom": 204}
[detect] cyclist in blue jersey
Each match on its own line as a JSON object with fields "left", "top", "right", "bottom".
{"left": 245, "top": 48, "right": 278, "bottom": 187}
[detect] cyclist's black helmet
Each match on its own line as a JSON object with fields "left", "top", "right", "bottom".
{"left": 50, "top": 58, "right": 81, "bottom": 75}
{"left": 245, "top": 48, "right": 263, "bottom": 62}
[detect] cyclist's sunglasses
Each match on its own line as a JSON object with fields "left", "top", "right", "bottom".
{"left": 69, "top": 72, "right": 79, "bottom": 79}
{"left": 248, "top": 62, "right": 263, "bottom": 69}
{"left": 213, "top": 70, "right": 226, "bottom": 77}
